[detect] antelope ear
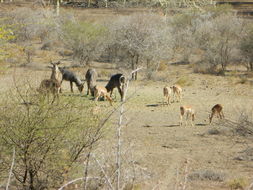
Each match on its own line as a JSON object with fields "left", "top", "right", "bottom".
{"left": 56, "top": 61, "right": 61, "bottom": 65}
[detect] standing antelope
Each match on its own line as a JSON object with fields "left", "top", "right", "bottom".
{"left": 209, "top": 104, "right": 224, "bottom": 124}
{"left": 163, "top": 86, "right": 173, "bottom": 105}
{"left": 50, "top": 61, "right": 63, "bottom": 93}
{"left": 172, "top": 85, "right": 182, "bottom": 102}
{"left": 85, "top": 68, "right": 97, "bottom": 96}
{"left": 37, "top": 79, "right": 61, "bottom": 103}
{"left": 94, "top": 86, "right": 113, "bottom": 106}
{"left": 179, "top": 105, "right": 195, "bottom": 126}
{"left": 105, "top": 73, "right": 126, "bottom": 102}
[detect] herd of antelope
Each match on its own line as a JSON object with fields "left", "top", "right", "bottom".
{"left": 38, "top": 61, "right": 224, "bottom": 126}
{"left": 37, "top": 61, "right": 125, "bottom": 105}
{"left": 163, "top": 84, "right": 224, "bottom": 126}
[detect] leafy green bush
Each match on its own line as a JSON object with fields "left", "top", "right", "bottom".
{"left": 62, "top": 21, "right": 107, "bottom": 65}
{"left": 0, "top": 85, "right": 104, "bottom": 189}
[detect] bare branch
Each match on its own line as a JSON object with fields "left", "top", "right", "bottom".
{"left": 92, "top": 154, "right": 114, "bottom": 190}
{"left": 58, "top": 177, "right": 101, "bottom": 190}
{"left": 6, "top": 147, "right": 15, "bottom": 190}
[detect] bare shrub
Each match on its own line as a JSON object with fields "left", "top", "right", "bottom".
{"left": 207, "top": 128, "right": 221, "bottom": 135}
{"left": 228, "top": 178, "right": 249, "bottom": 190}
{"left": 194, "top": 13, "right": 244, "bottom": 74}
{"left": 188, "top": 170, "right": 225, "bottom": 182}
{"left": 167, "top": 12, "right": 196, "bottom": 63}
{"left": 23, "top": 44, "right": 35, "bottom": 65}
{"left": 223, "top": 112, "right": 253, "bottom": 137}
{"left": 175, "top": 76, "right": 192, "bottom": 87}
{"left": 0, "top": 83, "right": 104, "bottom": 190}
{"left": 240, "top": 24, "right": 253, "bottom": 71}
{"left": 107, "top": 13, "right": 172, "bottom": 80}
{"left": 6, "top": 8, "right": 50, "bottom": 42}
{"left": 61, "top": 20, "right": 107, "bottom": 65}
{"left": 234, "top": 147, "right": 253, "bottom": 161}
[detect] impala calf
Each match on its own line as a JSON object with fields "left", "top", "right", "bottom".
{"left": 94, "top": 86, "right": 113, "bottom": 106}
{"left": 163, "top": 86, "right": 173, "bottom": 105}
{"left": 37, "top": 79, "right": 61, "bottom": 103}
{"left": 179, "top": 105, "right": 195, "bottom": 126}
{"left": 172, "top": 85, "right": 182, "bottom": 102}
{"left": 209, "top": 104, "right": 224, "bottom": 124}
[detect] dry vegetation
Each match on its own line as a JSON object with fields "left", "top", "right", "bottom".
{"left": 0, "top": 1, "right": 253, "bottom": 190}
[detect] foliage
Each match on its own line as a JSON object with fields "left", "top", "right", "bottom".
{"left": 227, "top": 178, "right": 248, "bottom": 190}
{"left": 62, "top": 21, "right": 107, "bottom": 65}
{"left": 188, "top": 169, "right": 225, "bottom": 181}
{"left": 0, "top": 21, "right": 16, "bottom": 71}
{"left": 240, "top": 24, "right": 253, "bottom": 71}
{"left": 194, "top": 13, "right": 243, "bottom": 74}
{"left": 108, "top": 13, "right": 172, "bottom": 79}
{"left": 0, "top": 85, "right": 104, "bottom": 190}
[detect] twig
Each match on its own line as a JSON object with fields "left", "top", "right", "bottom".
{"left": 92, "top": 154, "right": 114, "bottom": 190}
{"left": 181, "top": 159, "right": 189, "bottom": 190}
{"left": 116, "top": 68, "right": 142, "bottom": 190}
{"left": 58, "top": 177, "right": 101, "bottom": 190}
{"left": 83, "top": 147, "right": 92, "bottom": 190}
{"left": 246, "top": 181, "right": 253, "bottom": 190}
{"left": 6, "top": 147, "right": 15, "bottom": 190}
{"left": 174, "top": 168, "right": 179, "bottom": 190}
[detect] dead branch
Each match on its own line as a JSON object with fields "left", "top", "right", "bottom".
{"left": 58, "top": 177, "right": 101, "bottom": 190}
{"left": 6, "top": 147, "right": 15, "bottom": 190}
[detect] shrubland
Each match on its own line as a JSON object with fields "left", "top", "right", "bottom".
{"left": 0, "top": 84, "right": 104, "bottom": 189}
{"left": 0, "top": 5, "right": 252, "bottom": 76}
{"left": 0, "top": 2, "right": 253, "bottom": 189}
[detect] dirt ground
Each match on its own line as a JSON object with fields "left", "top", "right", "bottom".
{"left": 1, "top": 63, "right": 253, "bottom": 190}
{"left": 0, "top": 3, "right": 253, "bottom": 190}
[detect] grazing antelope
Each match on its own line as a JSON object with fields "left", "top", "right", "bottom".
{"left": 85, "top": 68, "right": 98, "bottom": 96}
{"left": 37, "top": 79, "right": 61, "bottom": 103}
{"left": 179, "top": 105, "right": 195, "bottom": 126}
{"left": 163, "top": 86, "right": 173, "bottom": 105}
{"left": 105, "top": 73, "right": 126, "bottom": 102}
{"left": 50, "top": 61, "right": 63, "bottom": 93}
{"left": 172, "top": 85, "right": 182, "bottom": 102}
{"left": 209, "top": 104, "right": 224, "bottom": 124}
{"left": 94, "top": 86, "right": 113, "bottom": 106}
{"left": 59, "top": 68, "right": 84, "bottom": 93}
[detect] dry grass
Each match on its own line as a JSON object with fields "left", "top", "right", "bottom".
{"left": 188, "top": 170, "right": 225, "bottom": 182}
{"left": 0, "top": 4, "right": 253, "bottom": 190}
{"left": 227, "top": 178, "right": 249, "bottom": 190}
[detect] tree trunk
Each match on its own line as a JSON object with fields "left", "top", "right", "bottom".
{"left": 56, "top": 0, "right": 60, "bottom": 16}
{"left": 29, "top": 169, "right": 35, "bottom": 190}
{"left": 131, "top": 55, "right": 135, "bottom": 80}
{"left": 134, "top": 55, "right": 139, "bottom": 80}
{"left": 83, "top": 148, "right": 92, "bottom": 190}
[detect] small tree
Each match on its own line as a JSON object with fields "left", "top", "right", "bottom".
{"left": 108, "top": 13, "right": 171, "bottom": 80}
{"left": 0, "top": 84, "right": 104, "bottom": 190}
{"left": 240, "top": 24, "right": 253, "bottom": 71}
{"left": 62, "top": 21, "right": 107, "bottom": 66}
{"left": 194, "top": 13, "right": 243, "bottom": 74}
